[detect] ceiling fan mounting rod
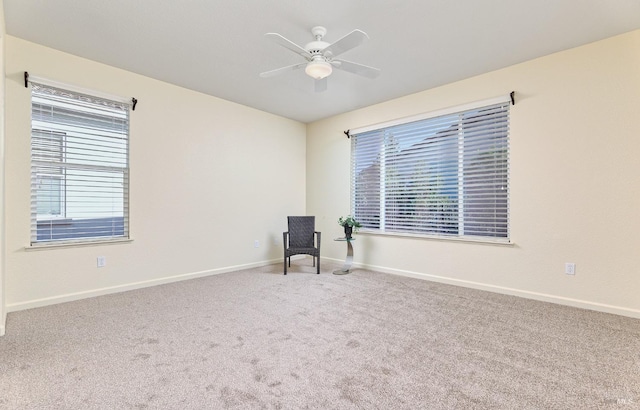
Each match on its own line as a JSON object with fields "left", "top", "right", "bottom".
{"left": 311, "top": 26, "right": 327, "bottom": 41}
{"left": 305, "top": 26, "right": 330, "bottom": 57}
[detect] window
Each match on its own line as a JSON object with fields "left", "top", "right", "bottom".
{"left": 351, "top": 98, "right": 510, "bottom": 242}
{"left": 30, "top": 82, "right": 130, "bottom": 245}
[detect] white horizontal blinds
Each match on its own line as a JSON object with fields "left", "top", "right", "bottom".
{"left": 351, "top": 130, "right": 384, "bottom": 229}
{"left": 351, "top": 100, "right": 509, "bottom": 241}
{"left": 460, "top": 103, "right": 509, "bottom": 238}
{"left": 30, "top": 82, "right": 130, "bottom": 244}
{"left": 384, "top": 114, "right": 461, "bottom": 236}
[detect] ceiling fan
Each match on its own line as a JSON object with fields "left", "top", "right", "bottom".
{"left": 259, "top": 26, "right": 381, "bottom": 90}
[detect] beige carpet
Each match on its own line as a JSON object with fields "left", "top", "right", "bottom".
{"left": 1, "top": 262, "right": 639, "bottom": 409}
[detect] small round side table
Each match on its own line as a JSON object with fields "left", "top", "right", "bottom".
{"left": 333, "top": 237, "right": 355, "bottom": 275}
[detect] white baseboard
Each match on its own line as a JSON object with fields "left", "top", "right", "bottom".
{"left": 6, "top": 258, "right": 284, "bottom": 313}
{"left": 326, "top": 258, "right": 640, "bottom": 319}
{"left": 9, "top": 256, "right": 638, "bottom": 320}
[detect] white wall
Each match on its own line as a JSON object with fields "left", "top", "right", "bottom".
{"left": 307, "top": 30, "right": 640, "bottom": 318}
{"left": 0, "top": 0, "right": 6, "bottom": 336}
{"left": 4, "top": 36, "right": 306, "bottom": 311}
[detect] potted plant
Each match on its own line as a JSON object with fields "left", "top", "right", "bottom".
{"left": 338, "top": 215, "right": 362, "bottom": 239}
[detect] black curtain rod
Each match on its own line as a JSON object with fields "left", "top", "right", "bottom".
{"left": 24, "top": 71, "right": 138, "bottom": 110}
{"left": 344, "top": 92, "right": 515, "bottom": 139}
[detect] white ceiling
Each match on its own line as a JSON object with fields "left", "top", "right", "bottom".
{"left": 4, "top": 1, "right": 640, "bottom": 123}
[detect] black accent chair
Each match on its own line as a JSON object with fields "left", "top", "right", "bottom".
{"left": 283, "top": 216, "right": 321, "bottom": 275}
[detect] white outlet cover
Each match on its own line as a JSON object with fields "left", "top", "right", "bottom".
{"left": 565, "top": 263, "right": 575, "bottom": 275}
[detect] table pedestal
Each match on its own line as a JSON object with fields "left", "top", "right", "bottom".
{"left": 333, "top": 238, "right": 354, "bottom": 275}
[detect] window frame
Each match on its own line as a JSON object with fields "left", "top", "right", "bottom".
{"left": 28, "top": 79, "right": 132, "bottom": 247}
{"left": 349, "top": 96, "right": 511, "bottom": 244}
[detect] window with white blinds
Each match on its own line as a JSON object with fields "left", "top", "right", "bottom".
{"left": 30, "top": 82, "right": 130, "bottom": 245}
{"left": 351, "top": 99, "right": 510, "bottom": 242}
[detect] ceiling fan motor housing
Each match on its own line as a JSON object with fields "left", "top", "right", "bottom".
{"left": 306, "top": 26, "right": 331, "bottom": 56}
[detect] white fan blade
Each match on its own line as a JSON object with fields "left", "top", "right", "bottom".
{"left": 264, "top": 33, "right": 311, "bottom": 58}
{"left": 260, "top": 62, "right": 306, "bottom": 78}
{"left": 314, "top": 78, "right": 328, "bottom": 93}
{"left": 332, "top": 59, "right": 381, "bottom": 79}
{"left": 322, "top": 29, "right": 369, "bottom": 58}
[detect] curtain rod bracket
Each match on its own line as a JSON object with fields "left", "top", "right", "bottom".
{"left": 131, "top": 98, "right": 138, "bottom": 111}
{"left": 510, "top": 91, "right": 515, "bottom": 106}
{"left": 344, "top": 130, "right": 351, "bottom": 139}
{"left": 24, "top": 71, "right": 29, "bottom": 88}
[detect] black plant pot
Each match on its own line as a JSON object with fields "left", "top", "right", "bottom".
{"left": 344, "top": 225, "right": 353, "bottom": 239}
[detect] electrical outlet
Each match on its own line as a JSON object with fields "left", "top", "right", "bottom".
{"left": 565, "top": 262, "right": 576, "bottom": 275}
{"left": 254, "top": 240, "right": 259, "bottom": 248}
{"left": 97, "top": 256, "right": 106, "bottom": 268}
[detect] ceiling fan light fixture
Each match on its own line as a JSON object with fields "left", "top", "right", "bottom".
{"left": 305, "top": 60, "right": 332, "bottom": 79}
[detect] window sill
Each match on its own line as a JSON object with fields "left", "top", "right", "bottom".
{"left": 25, "top": 238, "right": 134, "bottom": 251}
{"left": 356, "top": 230, "right": 515, "bottom": 247}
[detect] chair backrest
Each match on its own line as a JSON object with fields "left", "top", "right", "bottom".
{"left": 288, "top": 216, "right": 315, "bottom": 248}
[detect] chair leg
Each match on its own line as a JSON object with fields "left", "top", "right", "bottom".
{"left": 313, "top": 256, "right": 316, "bottom": 267}
{"left": 317, "top": 256, "right": 320, "bottom": 274}
{"left": 284, "top": 255, "right": 287, "bottom": 275}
